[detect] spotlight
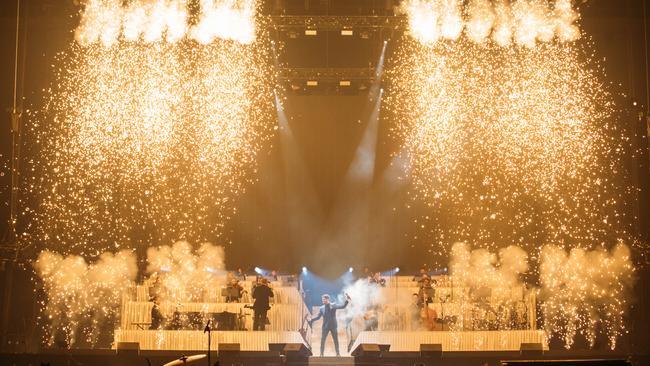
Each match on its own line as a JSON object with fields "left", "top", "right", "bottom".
{"left": 254, "top": 267, "right": 262, "bottom": 274}
{"left": 306, "top": 80, "right": 318, "bottom": 87}
{"left": 302, "top": 266, "right": 307, "bottom": 273}
{"left": 305, "top": 29, "right": 317, "bottom": 36}
{"left": 349, "top": 267, "right": 354, "bottom": 272}
{"left": 395, "top": 267, "right": 400, "bottom": 273}
{"left": 341, "top": 29, "right": 354, "bottom": 36}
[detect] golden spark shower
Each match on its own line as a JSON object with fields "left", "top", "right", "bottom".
{"left": 26, "top": 0, "right": 274, "bottom": 255}
{"left": 387, "top": 0, "right": 640, "bottom": 349}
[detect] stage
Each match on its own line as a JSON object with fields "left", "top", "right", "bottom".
{"left": 0, "top": 349, "right": 640, "bottom": 366}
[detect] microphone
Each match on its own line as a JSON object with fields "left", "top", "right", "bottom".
{"left": 204, "top": 319, "right": 211, "bottom": 333}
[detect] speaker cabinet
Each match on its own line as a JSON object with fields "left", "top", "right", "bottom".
{"left": 351, "top": 343, "right": 381, "bottom": 357}
{"left": 268, "top": 343, "right": 286, "bottom": 352}
{"left": 282, "top": 343, "right": 312, "bottom": 357}
{"left": 116, "top": 342, "right": 139, "bottom": 356}
{"left": 519, "top": 342, "right": 544, "bottom": 356}
{"left": 419, "top": 343, "right": 442, "bottom": 358}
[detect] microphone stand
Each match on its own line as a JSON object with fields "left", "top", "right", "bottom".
{"left": 204, "top": 319, "right": 212, "bottom": 366}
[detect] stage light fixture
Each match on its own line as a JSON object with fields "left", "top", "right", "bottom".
{"left": 339, "top": 80, "right": 351, "bottom": 86}
{"left": 254, "top": 267, "right": 262, "bottom": 274}
{"left": 395, "top": 267, "right": 400, "bottom": 273}
{"left": 302, "top": 266, "right": 307, "bottom": 273}
{"left": 341, "top": 29, "right": 353, "bottom": 36}
{"left": 306, "top": 80, "right": 318, "bottom": 87}
{"left": 305, "top": 29, "right": 317, "bottom": 36}
{"left": 349, "top": 267, "right": 354, "bottom": 272}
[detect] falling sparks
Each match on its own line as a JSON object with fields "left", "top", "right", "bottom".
{"left": 539, "top": 243, "right": 635, "bottom": 349}
{"left": 387, "top": 38, "right": 634, "bottom": 254}
{"left": 398, "top": 0, "right": 581, "bottom": 47}
{"left": 388, "top": 0, "right": 640, "bottom": 349}
{"left": 34, "top": 250, "right": 137, "bottom": 347}
{"left": 24, "top": 1, "right": 274, "bottom": 254}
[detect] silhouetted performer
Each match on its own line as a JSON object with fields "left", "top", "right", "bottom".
{"left": 309, "top": 293, "right": 350, "bottom": 357}
{"left": 252, "top": 278, "right": 274, "bottom": 330}
{"left": 149, "top": 297, "right": 165, "bottom": 330}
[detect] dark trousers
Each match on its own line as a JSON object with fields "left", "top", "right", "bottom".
{"left": 320, "top": 326, "right": 340, "bottom": 356}
{"left": 253, "top": 309, "right": 268, "bottom": 331}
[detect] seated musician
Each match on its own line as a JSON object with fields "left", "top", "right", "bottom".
{"left": 418, "top": 277, "right": 435, "bottom": 304}
{"left": 149, "top": 296, "right": 165, "bottom": 330}
{"left": 409, "top": 293, "right": 424, "bottom": 329}
{"left": 371, "top": 272, "right": 386, "bottom": 287}
{"left": 169, "top": 304, "right": 184, "bottom": 330}
{"left": 363, "top": 303, "right": 380, "bottom": 331}
{"left": 235, "top": 267, "right": 247, "bottom": 281}
{"left": 413, "top": 268, "right": 429, "bottom": 282}
{"left": 226, "top": 279, "right": 244, "bottom": 303}
{"left": 269, "top": 270, "right": 279, "bottom": 282}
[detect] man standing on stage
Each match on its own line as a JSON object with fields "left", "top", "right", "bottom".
{"left": 149, "top": 296, "right": 165, "bottom": 330}
{"left": 309, "top": 293, "right": 350, "bottom": 357}
{"left": 252, "top": 278, "right": 274, "bottom": 330}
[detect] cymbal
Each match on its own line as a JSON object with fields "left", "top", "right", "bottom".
{"left": 162, "top": 354, "right": 207, "bottom": 366}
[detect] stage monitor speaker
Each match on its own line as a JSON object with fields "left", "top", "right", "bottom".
{"left": 351, "top": 343, "right": 381, "bottom": 357}
{"left": 502, "top": 360, "right": 630, "bottom": 366}
{"left": 282, "top": 343, "right": 312, "bottom": 357}
{"left": 116, "top": 342, "right": 139, "bottom": 355}
{"left": 218, "top": 343, "right": 241, "bottom": 352}
{"left": 378, "top": 344, "right": 390, "bottom": 353}
{"left": 519, "top": 342, "right": 543, "bottom": 356}
{"left": 268, "top": 343, "right": 286, "bottom": 352}
{"left": 419, "top": 343, "right": 442, "bottom": 358}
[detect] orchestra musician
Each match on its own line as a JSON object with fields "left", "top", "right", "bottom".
{"left": 252, "top": 278, "right": 274, "bottom": 330}
{"left": 226, "top": 278, "right": 245, "bottom": 303}
{"left": 409, "top": 293, "right": 424, "bottom": 330}
{"left": 149, "top": 296, "right": 165, "bottom": 330}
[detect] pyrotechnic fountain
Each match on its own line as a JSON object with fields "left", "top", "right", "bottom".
{"left": 27, "top": 0, "right": 274, "bottom": 254}
{"left": 387, "top": 0, "right": 640, "bottom": 350}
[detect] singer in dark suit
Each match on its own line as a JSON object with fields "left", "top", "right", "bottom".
{"left": 309, "top": 293, "right": 350, "bottom": 357}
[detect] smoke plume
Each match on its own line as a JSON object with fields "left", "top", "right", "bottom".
{"left": 34, "top": 249, "right": 137, "bottom": 347}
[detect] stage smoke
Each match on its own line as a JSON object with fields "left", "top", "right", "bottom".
{"left": 146, "top": 241, "right": 226, "bottom": 302}
{"left": 34, "top": 249, "right": 137, "bottom": 347}
{"left": 398, "top": 0, "right": 581, "bottom": 46}
{"left": 450, "top": 242, "right": 529, "bottom": 306}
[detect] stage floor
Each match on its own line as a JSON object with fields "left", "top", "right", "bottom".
{"left": 0, "top": 349, "right": 640, "bottom": 366}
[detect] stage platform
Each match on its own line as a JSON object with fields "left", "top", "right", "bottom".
{"left": 0, "top": 349, "right": 641, "bottom": 366}
{"left": 114, "top": 329, "right": 306, "bottom": 350}
{"left": 351, "top": 330, "right": 549, "bottom": 352}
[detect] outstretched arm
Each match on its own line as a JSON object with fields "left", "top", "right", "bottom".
{"left": 309, "top": 308, "right": 323, "bottom": 325}
{"left": 332, "top": 293, "right": 351, "bottom": 310}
